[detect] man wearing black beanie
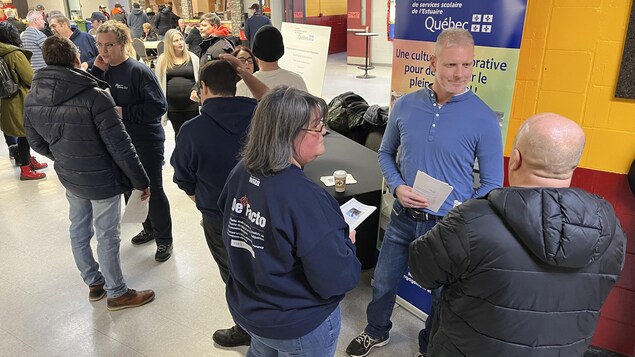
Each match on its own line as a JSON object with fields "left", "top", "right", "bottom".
{"left": 236, "top": 25, "right": 307, "bottom": 97}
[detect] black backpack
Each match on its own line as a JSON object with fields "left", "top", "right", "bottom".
{"left": 0, "top": 55, "right": 19, "bottom": 99}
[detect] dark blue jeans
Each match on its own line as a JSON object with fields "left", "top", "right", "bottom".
{"left": 4, "top": 133, "right": 17, "bottom": 146}
{"left": 134, "top": 140, "right": 172, "bottom": 245}
{"left": 420, "top": 286, "right": 442, "bottom": 353}
{"left": 364, "top": 201, "right": 441, "bottom": 353}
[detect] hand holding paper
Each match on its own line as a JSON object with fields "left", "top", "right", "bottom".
{"left": 121, "top": 189, "right": 150, "bottom": 223}
{"left": 340, "top": 198, "right": 376, "bottom": 230}
{"left": 412, "top": 170, "right": 454, "bottom": 213}
{"left": 395, "top": 185, "right": 429, "bottom": 209}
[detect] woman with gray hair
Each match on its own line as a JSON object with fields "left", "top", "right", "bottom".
{"left": 218, "top": 86, "right": 361, "bottom": 356}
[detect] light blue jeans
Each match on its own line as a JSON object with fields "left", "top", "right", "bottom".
{"left": 245, "top": 305, "right": 341, "bottom": 357}
{"left": 66, "top": 190, "right": 127, "bottom": 298}
{"left": 364, "top": 201, "right": 441, "bottom": 352}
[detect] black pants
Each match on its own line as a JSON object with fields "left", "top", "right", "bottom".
{"left": 17, "top": 136, "right": 31, "bottom": 167}
{"left": 134, "top": 140, "right": 173, "bottom": 245}
{"left": 168, "top": 110, "right": 199, "bottom": 138}
{"left": 201, "top": 215, "right": 229, "bottom": 283}
{"left": 201, "top": 215, "right": 241, "bottom": 329}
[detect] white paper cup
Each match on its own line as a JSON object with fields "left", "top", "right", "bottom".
{"left": 334, "top": 170, "right": 347, "bottom": 192}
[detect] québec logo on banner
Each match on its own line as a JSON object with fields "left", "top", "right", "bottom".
{"left": 397, "top": 0, "right": 527, "bottom": 49}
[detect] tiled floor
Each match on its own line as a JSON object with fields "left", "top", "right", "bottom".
{"left": 0, "top": 54, "right": 427, "bottom": 356}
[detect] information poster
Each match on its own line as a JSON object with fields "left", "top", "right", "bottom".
{"left": 391, "top": 0, "right": 527, "bottom": 316}
{"left": 279, "top": 22, "right": 331, "bottom": 97}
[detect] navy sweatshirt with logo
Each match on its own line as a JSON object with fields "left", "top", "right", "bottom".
{"left": 89, "top": 58, "right": 167, "bottom": 142}
{"left": 218, "top": 161, "right": 362, "bottom": 339}
{"left": 171, "top": 96, "right": 257, "bottom": 220}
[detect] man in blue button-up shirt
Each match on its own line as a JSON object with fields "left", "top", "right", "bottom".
{"left": 346, "top": 28, "right": 503, "bottom": 357}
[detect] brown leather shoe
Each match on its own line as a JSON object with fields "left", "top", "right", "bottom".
{"left": 89, "top": 282, "right": 106, "bottom": 301}
{"left": 107, "top": 289, "right": 155, "bottom": 311}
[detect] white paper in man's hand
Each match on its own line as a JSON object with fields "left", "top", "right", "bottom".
{"left": 121, "top": 190, "right": 149, "bottom": 223}
{"left": 412, "top": 170, "right": 454, "bottom": 213}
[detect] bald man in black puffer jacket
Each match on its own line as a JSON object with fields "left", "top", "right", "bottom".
{"left": 409, "top": 113, "right": 626, "bottom": 357}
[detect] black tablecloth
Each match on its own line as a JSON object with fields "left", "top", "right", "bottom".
{"left": 304, "top": 131, "right": 383, "bottom": 269}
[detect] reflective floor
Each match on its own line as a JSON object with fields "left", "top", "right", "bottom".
{"left": 0, "top": 54, "right": 428, "bottom": 356}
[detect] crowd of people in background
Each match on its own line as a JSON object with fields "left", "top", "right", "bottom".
{"left": 0, "top": 3, "right": 629, "bottom": 357}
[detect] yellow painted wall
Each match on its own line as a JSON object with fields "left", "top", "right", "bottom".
{"left": 305, "top": 0, "right": 346, "bottom": 17}
{"left": 508, "top": 0, "right": 635, "bottom": 174}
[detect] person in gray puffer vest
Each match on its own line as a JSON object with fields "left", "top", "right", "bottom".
{"left": 409, "top": 112, "right": 626, "bottom": 357}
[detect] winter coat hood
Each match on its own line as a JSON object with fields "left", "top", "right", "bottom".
{"left": 213, "top": 25, "right": 230, "bottom": 37}
{"left": 30, "top": 66, "right": 109, "bottom": 107}
{"left": 0, "top": 42, "right": 31, "bottom": 59}
{"left": 488, "top": 187, "right": 620, "bottom": 269}
{"left": 200, "top": 96, "right": 256, "bottom": 135}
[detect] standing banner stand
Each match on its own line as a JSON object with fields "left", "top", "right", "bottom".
{"left": 279, "top": 22, "right": 332, "bottom": 97}
{"left": 388, "top": 0, "right": 528, "bottom": 319}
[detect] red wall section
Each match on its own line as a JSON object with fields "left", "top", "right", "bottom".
{"left": 503, "top": 158, "right": 635, "bottom": 355}
{"left": 305, "top": 15, "right": 347, "bottom": 54}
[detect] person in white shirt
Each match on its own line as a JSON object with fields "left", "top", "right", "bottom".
{"left": 235, "top": 25, "right": 306, "bottom": 97}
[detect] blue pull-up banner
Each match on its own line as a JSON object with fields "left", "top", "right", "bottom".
{"left": 394, "top": 0, "right": 527, "bottom": 49}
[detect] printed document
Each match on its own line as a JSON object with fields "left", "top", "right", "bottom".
{"left": 121, "top": 190, "right": 149, "bottom": 223}
{"left": 412, "top": 170, "right": 453, "bottom": 213}
{"left": 340, "top": 198, "right": 376, "bottom": 230}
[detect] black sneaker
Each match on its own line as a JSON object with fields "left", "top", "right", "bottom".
{"left": 131, "top": 230, "right": 155, "bottom": 245}
{"left": 8, "top": 144, "right": 18, "bottom": 166}
{"left": 346, "top": 332, "right": 389, "bottom": 357}
{"left": 212, "top": 325, "right": 251, "bottom": 347}
{"left": 8, "top": 144, "right": 17, "bottom": 159}
{"left": 155, "top": 244, "right": 173, "bottom": 262}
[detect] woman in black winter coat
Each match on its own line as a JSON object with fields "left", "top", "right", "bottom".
{"left": 153, "top": 6, "right": 179, "bottom": 37}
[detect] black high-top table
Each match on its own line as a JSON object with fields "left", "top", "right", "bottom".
{"left": 304, "top": 131, "right": 383, "bottom": 269}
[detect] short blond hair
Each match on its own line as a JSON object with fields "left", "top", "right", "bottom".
{"left": 435, "top": 28, "right": 474, "bottom": 55}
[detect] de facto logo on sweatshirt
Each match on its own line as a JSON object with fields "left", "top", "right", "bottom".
{"left": 232, "top": 195, "right": 267, "bottom": 228}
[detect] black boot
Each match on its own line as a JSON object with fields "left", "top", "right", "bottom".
{"left": 212, "top": 325, "right": 251, "bottom": 347}
{"left": 8, "top": 144, "right": 18, "bottom": 165}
